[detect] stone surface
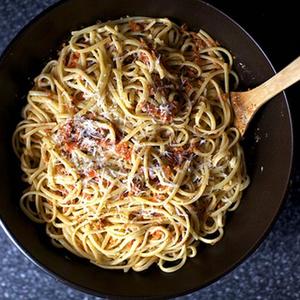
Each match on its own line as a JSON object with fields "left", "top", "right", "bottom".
{"left": 0, "top": 1, "right": 299, "bottom": 299}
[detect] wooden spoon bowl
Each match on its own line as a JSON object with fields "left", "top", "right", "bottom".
{"left": 231, "top": 56, "right": 300, "bottom": 136}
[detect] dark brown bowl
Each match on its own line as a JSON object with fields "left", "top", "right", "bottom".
{"left": 0, "top": 0, "right": 293, "bottom": 299}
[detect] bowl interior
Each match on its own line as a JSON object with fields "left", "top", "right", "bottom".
{"left": 0, "top": 0, "right": 293, "bottom": 298}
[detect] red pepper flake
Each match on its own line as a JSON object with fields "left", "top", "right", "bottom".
{"left": 139, "top": 52, "right": 150, "bottom": 64}
{"left": 65, "top": 142, "right": 77, "bottom": 152}
{"left": 63, "top": 104, "right": 77, "bottom": 115}
{"left": 126, "top": 240, "right": 134, "bottom": 249}
{"left": 94, "top": 219, "right": 109, "bottom": 230}
{"left": 67, "top": 199, "right": 76, "bottom": 205}
{"left": 155, "top": 193, "right": 166, "bottom": 201}
{"left": 129, "top": 20, "right": 144, "bottom": 32}
{"left": 82, "top": 193, "right": 92, "bottom": 200}
{"left": 148, "top": 197, "right": 158, "bottom": 202}
{"left": 151, "top": 231, "right": 162, "bottom": 240}
{"left": 115, "top": 142, "right": 132, "bottom": 161}
{"left": 88, "top": 169, "right": 97, "bottom": 178}
{"left": 44, "top": 128, "right": 52, "bottom": 137}
{"left": 162, "top": 165, "right": 172, "bottom": 179}
{"left": 55, "top": 165, "right": 65, "bottom": 174}
{"left": 67, "top": 52, "right": 80, "bottom": 68}
{"left": 101, "top": 179, "right": 113, "bottom": 188}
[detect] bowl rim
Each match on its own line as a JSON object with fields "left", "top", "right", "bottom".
{"left": 0, "top": 0, "right": 294, "bottom": 298}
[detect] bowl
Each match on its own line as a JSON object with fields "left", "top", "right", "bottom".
{"left": 0, "top": 0, "right": 293, "bottom": 298}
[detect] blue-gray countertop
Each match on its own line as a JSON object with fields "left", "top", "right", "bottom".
{"left": 0, "top": 1, "right": 299, "bottom": 299}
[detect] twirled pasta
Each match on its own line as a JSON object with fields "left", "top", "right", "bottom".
{"left": 13, "top": 17, "right": 249, "bottom": 273}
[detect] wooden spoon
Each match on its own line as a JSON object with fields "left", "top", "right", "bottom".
{"left": 231, "top": 56, "right": 300, "bottom": 136}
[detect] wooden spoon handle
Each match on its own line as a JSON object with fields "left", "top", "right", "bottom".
{"left": 244, "top": 56, "right": 300, "bottom": 107}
